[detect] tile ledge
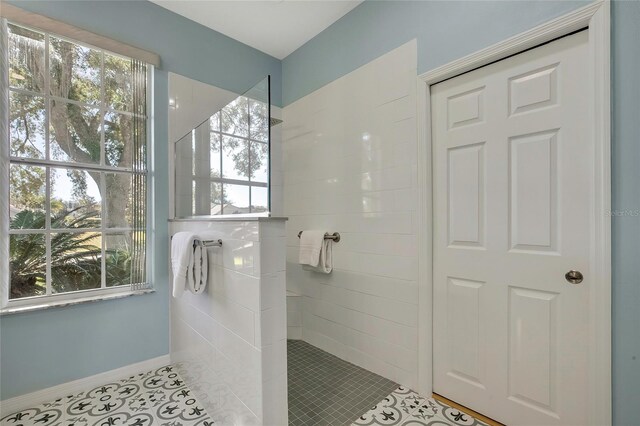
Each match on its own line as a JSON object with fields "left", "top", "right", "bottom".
{"left": 0, "top": 289, "right": 155, "bottom": 316}
{"left": 169, "top": 216, "right": 288, "bottom": 222}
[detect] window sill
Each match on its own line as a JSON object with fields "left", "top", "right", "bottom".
{"left": 0, "top": 288, "right": 155, "bottom": 316}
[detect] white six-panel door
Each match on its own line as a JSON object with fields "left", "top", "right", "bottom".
{"left": 432, "top": 31, "right": 592, "bottom": 425}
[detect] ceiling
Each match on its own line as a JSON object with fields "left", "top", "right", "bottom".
{"left": 149, "top": 0, "right": 363, "bottom": 59}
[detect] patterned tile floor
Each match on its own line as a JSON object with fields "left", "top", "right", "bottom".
{"left": 353, "top": 387, "right": 489, "bottom": 426}
{"left": 0, "top": 365, "right": 214, "bottom": 426}
{"left": 2, "top": 345, "right": 489, "bottom": 426}
{"left": 288, "top": 340, "right": 399, "bottom": 426}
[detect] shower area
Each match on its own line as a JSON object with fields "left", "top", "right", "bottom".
{"left": 167, "top": 74, "right": 289, "bottom": 425}
{"left": 165, "top": 70, "right": 408, "bottom": 426}
{"left": 166, "top": 41, "right": 487, "bottom": 426}
{"left": 280, "top": 40, "right": 460, "bottom": 426}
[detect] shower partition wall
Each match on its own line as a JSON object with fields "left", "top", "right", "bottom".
{"left": 174, "top": 76, "right": 271, "bottom": 218}
{"left": 168, "top": 74, "right": 287, "bottom": 424}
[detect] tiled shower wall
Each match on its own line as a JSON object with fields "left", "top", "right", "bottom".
{"left": 169, "top": 219, "right": 287, "bottom": 425}
{"left": 282, "top": 41, "right": 419, "bottom": 389}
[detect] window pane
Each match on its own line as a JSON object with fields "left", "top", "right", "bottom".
{"left": 222, "top": 136, "right": 249, "bottom": 181}
{"left": 9, "top": 164, "right": 46, "bottom": 229}
{"left": 104, "top": 53, "right": 133, "bottom": 112}
{"left": 250, "top": 142, "right": 269, "bottom": 183}
{"left": 251, "top": 187, "right": 269, "bottom": 213}
{"left": 223, "top": 184, "right": 249, "bottom": 214}
{"left": 9, "top": 91, "right": 46, "bottom": 159}
{"left": 50, "top": 36, "right": 101, "bottom": 104}
{"left": 105, "top": 172, "right": 145, "bottom": 229}
{"left": 105, "top": 231, "right": 145, "bottom": 286}
{"left": 221, "top": 96, "right": 249, "bottom": 137}
{"left": 104, "top": 111, "right": 134, "bottom": 168}
{"left": 8, "top": 24, "right": 45, "bottom": 92}
{"left": 51, "top": 232, "right": 101, "bottom": 293}
{"left": 249, "top": 99, "right": 269, "bottom": 142}
{"left": 50, "top": 168, "right": 101, "bottom": 228}
{"left": 49, "top": 100, "right": 101, "bottom": 164}
{"left": 210, "top": 181, "right": 222, "bottom": 215}
{"left": 9, "top": 233, "right": 46, "bottom": 299}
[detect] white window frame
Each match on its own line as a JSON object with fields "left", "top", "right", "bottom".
{"left": 0, "top": 20, "right": 154, "bottom": 312}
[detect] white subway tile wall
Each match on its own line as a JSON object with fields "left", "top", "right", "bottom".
{"left": 287, "top": 291, "right": 303, "bottom": 340}
{"left": 170, "top": 219, "right": 288, "bottom": 425}
{"left": 283, "top": 40, "right": 419, "bottom": 389}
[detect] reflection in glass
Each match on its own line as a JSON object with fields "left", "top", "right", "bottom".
{"left": 49, "top": 100, "right": 101, "bottom": 164}
{"left": 50, "top": 168, "right": 101, "bottom": 228}
{"left": 222, "top": 136, "right": 249, "bottom": 181}
{"left": 210, "top": 133, "right": 221, "bottom": 178}
{"left": 210, "top": 112, "right": 220, "bottom": 132}
{"left": 8, "top": 24, "right": 45, "bottom": 92}
{"left": 9, "top": 233, "right": 46, "bottom": 299}
{"left": 9, "top": 92, "right": 46, "bottom": 159}
{"left": 251, "top": 142, "right": 269, "bottom": 183}
{"left": 9, "top": 164, "right": 46, "bottom": 227}
{"left": 50, "top": 36, "right": 101, "bottom": 104}
{"left": 210, "top": 181, "right": 222, "bottom": 215}
{"left": 249, "top": 99, "right": 268, "bottom": 142}
{"left": 223, "top": 184, "right": 250, "bottom": 214}
{"left": 174, "top": 76, "right": 271, "bottom": 217}
{"left": 51, "top": 232, "right": 102, "bottom": 293}
{"left": 251, "top": 186, "right": 269, "bottom": 213}
{"left": 221, "top": 97, "right": 249, "bottom": 137}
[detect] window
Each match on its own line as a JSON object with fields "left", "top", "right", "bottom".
{"left": 174, "top": 77, "right": 270, "bottom": 217}
{"left": 3, "top": 22, "right": 150, "bottom": 303}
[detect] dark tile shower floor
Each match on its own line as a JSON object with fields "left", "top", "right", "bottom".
{"left": 287, "top": 340, "right": 399, "bottom": 426}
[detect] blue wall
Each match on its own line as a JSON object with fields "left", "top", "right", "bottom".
{"left": 282, "top": 0, "right": 589, "bottom": 105}
{"left": 611, "top": 1, "right": 640, "bottom": 423}
{"left": 282, "top": 1, "right": 639, "bottom": 424}
{"left": 0, "top": 0, "right": 281, "bottom": 400}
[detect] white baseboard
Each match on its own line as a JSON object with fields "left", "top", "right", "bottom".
{"left": 0, "top": 354, "right": 170, "bottom": 416}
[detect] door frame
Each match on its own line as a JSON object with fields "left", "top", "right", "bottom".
{"left": 416, "top": 1, "right": 611, "bottom": 424}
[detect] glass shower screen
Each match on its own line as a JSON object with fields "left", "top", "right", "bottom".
{"left": 174, "top": 76, "right": 271, "bottom": 218}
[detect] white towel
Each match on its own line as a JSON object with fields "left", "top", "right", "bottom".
{"left": 299, "top": 230, "right": 333, "bottom": 274}
{"left": 171, "top": 232, "right": 196, "bottom": 297}
{"left": 188, "top": 245, "right": 208, "bottom": 294}
{"left": 299, "top": 230, "right": 324, "bottom": 266}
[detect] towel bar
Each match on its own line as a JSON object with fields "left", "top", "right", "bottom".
{"left": 194, "top": 239, "right": 223, "bottom": 248}
{"left": 297, "top": 231, "right": 340, "bottom": 243}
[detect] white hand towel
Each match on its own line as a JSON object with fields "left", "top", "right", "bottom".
{"left": 188, "top": 245, "right": 208, "bottom": 294}
{"left": 171, "top": 232, "right": 196, "bottom": 298}
{"left": 299, "top": 230, "right": 325, "bottom": 267}
{"left": 299, "top": 230, "right": 333, "bottom": 274}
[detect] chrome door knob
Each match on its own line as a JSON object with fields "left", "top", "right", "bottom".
{"left": 565, "top": 270, "right": 584, "bottom": 284}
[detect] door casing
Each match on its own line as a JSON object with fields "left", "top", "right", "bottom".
{"left": 415, "top": 1, "right": 611, "bottom": 424}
